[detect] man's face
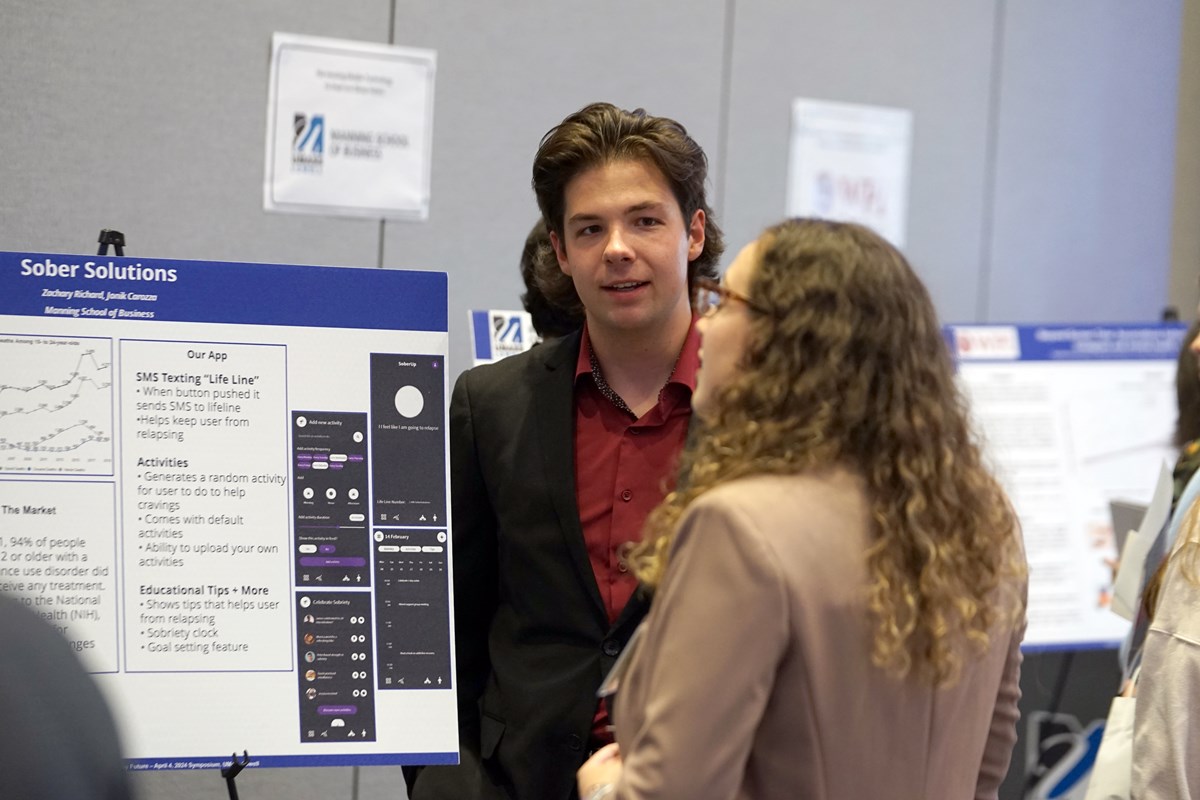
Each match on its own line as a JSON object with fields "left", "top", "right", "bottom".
{"left": 550, "top": 158, "right": 704, "bottom": 343}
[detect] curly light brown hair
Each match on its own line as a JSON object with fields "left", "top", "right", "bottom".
{"left": 631, "top": 218, "right": 1026, "bottom": 686}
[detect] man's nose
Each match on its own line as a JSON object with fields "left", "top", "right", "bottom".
{"left": 604, "top": 227, "right": 634, "bottom": 262}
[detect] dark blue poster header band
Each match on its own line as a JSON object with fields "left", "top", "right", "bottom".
{"left": 946, "top": 323, "right": 1186, "bottom": 363}
{"left": 0, "top": 252, "right": 447, "bottom": 332}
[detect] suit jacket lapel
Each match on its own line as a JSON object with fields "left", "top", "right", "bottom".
{"left": 531, "top": 332, "right": 606, "bottom": 619}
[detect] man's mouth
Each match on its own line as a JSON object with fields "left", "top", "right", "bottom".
{"left": 605, "top": 281, "right": 647, "bottom": 292}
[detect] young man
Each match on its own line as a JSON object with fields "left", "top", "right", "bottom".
{"left": 412, "top": 102, "right": 723, "bottom": 800}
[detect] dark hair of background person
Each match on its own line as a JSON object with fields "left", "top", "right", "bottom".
{"left": 1176, "top": 319, "right": 1200, "bottom": 447}
{"left": 530, "top": 102, "right": 725, "bottom": 318}
{"left": 0, "top": 593, "right": 133, "bottom": 800}
{"left": 632, "top": 218, "right": 1025, "bottom": 687}
{"left": 519, "top": 218, "right": 584, "bottom": 339}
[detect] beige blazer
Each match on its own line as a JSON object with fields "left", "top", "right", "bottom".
{"left": 611, "top": 470, "right": 1024, "bottom": 800}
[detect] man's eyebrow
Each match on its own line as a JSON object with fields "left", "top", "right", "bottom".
{"left": 565, "top": 212, "right": 602, "bottom": 225}
{"left": 625, "top": 201, "right": 667, "bottom": 214}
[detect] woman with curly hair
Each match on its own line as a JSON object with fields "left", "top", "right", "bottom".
{"left": 577, "top": 218, "right": 1028, "bottom": 800}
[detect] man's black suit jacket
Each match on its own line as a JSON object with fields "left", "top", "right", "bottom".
{"left": 413, "top": 330, "right": 650, "bottom": 800}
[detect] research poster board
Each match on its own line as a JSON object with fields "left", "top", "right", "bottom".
{"left": 0, "top": 252, "right": 457, "bottom": 769}
{"left": 948, "top": 324, "right": 1186, "bottom": 651}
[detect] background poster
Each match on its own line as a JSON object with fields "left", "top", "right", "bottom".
{"left": 264, "top": 33, "right": 437, "bottom": 220}
{"left": 949, "top": 323, "right": 1186, "bottom": 650}
{"left": 786, "top": 97, "right": 913, "bottom": 246}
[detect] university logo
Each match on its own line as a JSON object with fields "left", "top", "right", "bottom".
{"left": 952, "top": 325, "right": 1021, "bottom": 360}
{"left": 491, "top": 312, "right": 526, "bottom": 355}
{"left": 470, "top": 310, "right": 536, "bottom": 365}
{"left": 292, "top": 113, "right": 325, "bottom": 172}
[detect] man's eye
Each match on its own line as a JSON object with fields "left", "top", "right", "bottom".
{"left": 636, "top": 217, "right": 661, "bottom": 227}
{"left": 576, "top": 225, "right": 601, "bottom": 237}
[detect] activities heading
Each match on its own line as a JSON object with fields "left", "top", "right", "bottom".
{"left": 20, "top": 257, "right": 178, "bottom": 283}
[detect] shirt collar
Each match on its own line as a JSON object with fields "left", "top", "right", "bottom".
{"left": 574, "top": 317, "right": 701, "bottom": 394}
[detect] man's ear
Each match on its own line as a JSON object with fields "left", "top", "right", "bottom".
{"left": 549, "top": 230, "right": 572, "bottom": 276}
{"left": 686, "top": 209, "right": 706, "bottom": 262}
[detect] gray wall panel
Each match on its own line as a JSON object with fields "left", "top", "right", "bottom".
{"left": 721, "top": 0, "right": 998, "bottom": 321}
{"left": 384, "top": 0, "right": 728, "bottom": 375}
{"left": 986, "top": 0, "right": 1182, "bottom": 323}
{"left": 0, "top": 0, "right": 389, "bottom": 268}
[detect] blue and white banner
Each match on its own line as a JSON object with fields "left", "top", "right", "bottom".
{"left": 950, "top": 323, "right": 1184, "bottom": 362}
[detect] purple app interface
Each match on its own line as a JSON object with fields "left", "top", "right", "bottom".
{"left": 297, "top": 591, "right": 377, "bottom": 743}
{"left": 370, "top": 354, "right": 445, "bottom": 527}
{"left": 373, "top": 527, "right": 450, "bottom": 689}
{"left": 292, "top": 411, "right": 370, "bottom": 587}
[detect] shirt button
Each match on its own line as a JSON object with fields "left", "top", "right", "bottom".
{"left": 629, "top": 427, "right": 642, "bottom": 435}
{"left": 602, "top": 639, "right": 621, "bottom": 657}
{"left": 618, "top": 562, "right": 628, "bottom": 573}
{"left": 565, "top": 733, "right": 583, "bottom": 751}
{"left": 621, "top": 489, "right": 632, "bottom": 502}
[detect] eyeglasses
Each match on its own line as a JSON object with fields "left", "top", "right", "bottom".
{"left": 695, "top": 277, "right": 772, "bottom": 317}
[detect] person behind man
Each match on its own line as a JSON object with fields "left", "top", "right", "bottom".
{"left": 409, "top": 102, "right": 722, "bottom": 800}
{"left": 519, "top": 218, "right": 584, "bottom": 340}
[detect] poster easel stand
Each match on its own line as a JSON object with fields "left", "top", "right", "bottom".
{"left": 97, "top": 229, "right": 125, "bottom": 256}
{"left": 221, "top": 751, "right": 251, "bottom": 800}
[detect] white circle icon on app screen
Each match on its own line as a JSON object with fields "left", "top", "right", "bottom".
{"left": 348, "top": 488, "right": 359, "bottom": 500}
{"left": 353, "top": 431, "right": 364, "bottom": 442}
{"left": 303, "top": 487, "right": 314, "bottom": 499}
{"left": 394, "top": 385, "right": 424, "bottom": 419}
{"left": 326, "top": 488, "right": 337, "bottom": 500}
{"left": 296, "top": 416, "right": 307, "bottom": 427}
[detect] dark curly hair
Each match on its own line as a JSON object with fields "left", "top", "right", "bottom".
{"left": 633, "top": 218, "right": 1026, "bottom": 686}
{"left": 519, "top": 219, "right": 584, "bottom": 339}
{"left": 531, "top": 102, "right": 723, "bottom": 317}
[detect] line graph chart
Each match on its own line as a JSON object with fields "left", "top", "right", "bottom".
{"left": 0, "top": 334, "right": 114, "bottom": 474}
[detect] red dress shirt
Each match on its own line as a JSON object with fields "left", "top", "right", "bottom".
{"left": 573, "top": 320, "right": 699, "bottom": 745}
